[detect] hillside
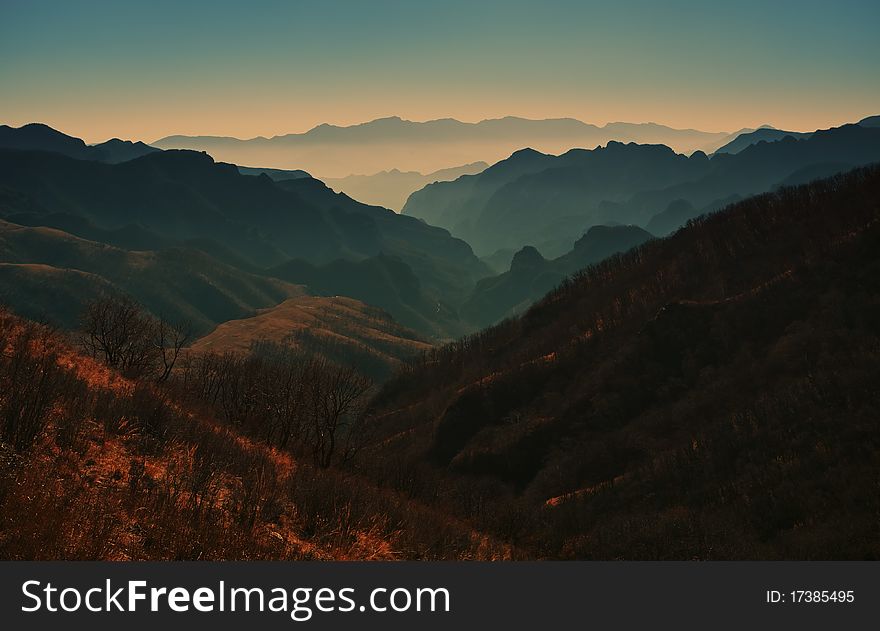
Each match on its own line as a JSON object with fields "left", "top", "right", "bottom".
{"left": 0, "top": 307, "right": 505, "bottom": 560}
{"left": 0, "top": 140, "right": 488, "bottom": 336}
{"left": 363, "top": 166, "right": 880, "bottom": 559}
{"left": 403, "top": 143, "right": 707, "bottom": 255}
{"left": 403, "top": 122, "right": 880, "bottom": 255}
{"left": 461, "top": 225, "right": 653, "bottom": 328}
{"left": 0, "top": 219, "right": 303, "bottom": 333}
{"left": 190, "top": 296, "right": 431, "bottom": 380}
{"left": 267, "top": 254, "right": 467, "bottom": 339}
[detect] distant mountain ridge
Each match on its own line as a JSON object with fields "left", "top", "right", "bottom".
{"left": 321, "top": 162, "right": 489, "bottom": 211}
{"left": 237, "top": 165, "right": 311, "bottom": 180}
{"left": 0, "top": 122, "right": 159, "bottom": 163}
{"left": 152, "top": 116, "right": 736, "bottom": 177}
{"left": 712, "top": 127, "right": 812, "bottom": 154}
{"left": 403, "top": 120, "right": 880, "bottom": 255}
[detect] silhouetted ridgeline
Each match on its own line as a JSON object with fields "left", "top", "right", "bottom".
{"left": 403, "top": 121, "right": 880, "bottom": 254}
{"left": 0, "top": 123, "right": 158, "bottom": 163}
{"left": 365, "top": 165, "right": 880, "bottom": 559}
{"left": 0, "top": 135, "right": 488, "bottom": 338}
{"left": 153, "top": 116, "right": 735, "bottom": 178}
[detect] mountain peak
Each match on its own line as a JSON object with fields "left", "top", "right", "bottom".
{"left": 508, "top": 147, "right": 544, "bottom": 159}
{"left": 510, "top": 245, "right": 546, "bottom": 271}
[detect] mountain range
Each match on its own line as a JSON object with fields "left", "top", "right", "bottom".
{"left": 402, "top": 119, "right": 880, "bottom": 256}
{"left": 364, "top": 165, "right": 880, "bottom": 559}
{"left": 0, "top": 125, "right": 489, "bottom": 339}
{"left": 152, "top": 116, "right": 743, "bottom": 177}
{"left": 1, "top": 112, "right": 879, "bottom": 560}
{"left": 711, "top": 127, "right": 811, "bottom": 154}
{"left": 0, "top": 123, "right": 159, "bottom": 163}
{"left": 321, "top": 162, "right": 488, "bottom": 211}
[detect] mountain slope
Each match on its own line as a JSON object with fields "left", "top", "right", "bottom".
{"left": 403, "top": 122, "right": 880, "bottom": 255}
{"left": 363, "top": 166, "right": 880, "bottom": 559}
{"left": 711, "top": 127, "right": 811, "bottom": 154}
{"left": 190, "top": 296, "right": 431, "bottom": 380}
{"left": 322, "top": 162, "right": 488, "bottom": 211}
{"left": 0, "top": 219, "right": 302, "bottom": 333}
{"left": 267, "top": 253, "right": 466, "bottom": 338}
{"left": 404, "top": 142, "right": 706, "bottom": 255}
{"left": 0, "top": 123, "right": 158, "bottom": 162}
{"left": 0, "top": 145, "right": 488, "bottom": 334}
{"left": 461, "top": 225, "right": 653, "bottom": 327}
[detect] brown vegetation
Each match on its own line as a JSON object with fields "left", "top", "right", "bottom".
{"left": 0, "top": 307, "right": 509, "bottom": 560}
{"left": 1, "top": 166, "right": 879, "bottom": 560}
{"left": 363, "top": 166, "right": 880, "bottom": 559}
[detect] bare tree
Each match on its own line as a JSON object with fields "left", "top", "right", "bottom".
{"left": 154, "top": 315, "right": 191, "bottom": 383}
{"left": 81, "top": 296, "right": 189, "bottom": 382}
{"left": 308, "top": 361, "right": 372, "bottom": 468}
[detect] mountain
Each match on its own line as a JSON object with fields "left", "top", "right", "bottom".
{"left": 152, "top": 116, "right": 734, "bottom": 177}
{"left": 404, "top": 122, "right": 880, "bottom": 255}
{"left": 237, "top": 165, "right": 311, "bottom": 180}
{"left": 461, "top": 225, "right": 653, "bottom": 327}
{"left": 644, "top": 197, "right": 747, "bottom": 237}
{"left": 631, "top": 123, "right": 880, "bottom": 229}
{"left": 90, "top": 138, "right": 161, "bottom": 163}
{"left": 0, "top": 142, "right": 488, "bottom": 337}
{"left": 0, "top": 218, "right": 303, "bottom": 334}
{"left": 0, "top": 214, "right": 435, "bottom": 377}
{"left": 322, "top": 162, "right": 488, "bottom": 211}
{"left": 712, "top": 127, "right": 812, "bottom": 154}
{"left": 858, "top": 115, "right": 880, "bottom": 128}
{"left": 363, "top": 165, "right": 880, "bottom": 559}
{"left": 0, "top": 123, "right": 158, "bottom": 162}
{"left": 0, "top": 123, "right": 93, "bottom": 158}
{"left": 403, "top": 143, "right": 707, "bottom": 255}
{"left": 267, "top": 253, "right": 466, "bottom": 338}
{"left": 189, "top": 295, "right": 431, "bottom": 381}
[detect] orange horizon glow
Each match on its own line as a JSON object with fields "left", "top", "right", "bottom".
{"left": 2, "top": 104, "right": 876, "bottom": 146}
{"left": 2, "top": 1, "right": 878, "bottom": 145}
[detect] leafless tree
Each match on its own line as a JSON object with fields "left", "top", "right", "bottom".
{"left": 154, "top": 315, "right": 191, "bottom": 383}
{"left": 80, "top": 296, "right": 189, "bottom": 382}
{"left": 308, "top": 360, "right": 372, "bottom": 468}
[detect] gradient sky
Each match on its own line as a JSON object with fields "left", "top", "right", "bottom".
{"left": 2, "top": 0, "right": 878, "bottom": 143}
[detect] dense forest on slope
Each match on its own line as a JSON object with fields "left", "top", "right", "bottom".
{"left": 364, "top": 166, "right": 880, "bottom": 559}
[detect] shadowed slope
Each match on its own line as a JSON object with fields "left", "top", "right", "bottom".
{"left": 190, "top": 296, "right": 431, "bottom": 381}
{"left": 364, "top": 166, "right": 880, "bottom": 559}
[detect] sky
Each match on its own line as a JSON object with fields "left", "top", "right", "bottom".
{"left": 1, "top": 0, "right": 878, "bottom": 143}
